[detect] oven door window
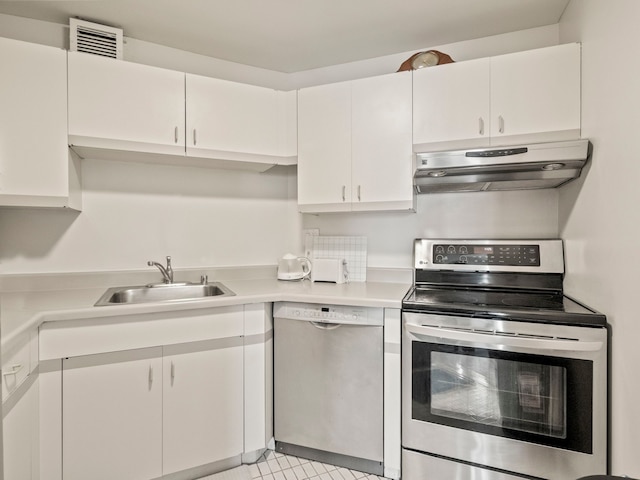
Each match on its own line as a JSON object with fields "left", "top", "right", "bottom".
{"left": 412, "top": 343, "right": 593, "bottom": 453}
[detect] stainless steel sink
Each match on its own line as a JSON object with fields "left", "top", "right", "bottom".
{"left": 95, "top": 282, "right": 235, "bottom": 306}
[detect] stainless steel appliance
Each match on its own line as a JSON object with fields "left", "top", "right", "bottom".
{"left": 402, "top": 239, "right": 608, "bottom": 480}
{"left": 413, "top": 139, "right": 591, "bottom": 193}
{"left": 274, "top": 302, "right": 384, "bottom": 475}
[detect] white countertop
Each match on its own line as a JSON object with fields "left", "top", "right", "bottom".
{"left": 1, "top": 271, "right": 411, "bottom": 351}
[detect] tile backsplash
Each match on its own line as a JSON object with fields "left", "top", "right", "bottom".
{"left": 308, "top": 236, "right": 367, "bottom": 282}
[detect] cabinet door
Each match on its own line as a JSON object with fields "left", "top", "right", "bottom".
{"left": 186, "top": 74, "right": 278, "bottom": 159}
{"left": 62, "top": 348, "right": 163, "bottom": 480}
{"left": 490, "top": 43, "right": 581, "bottom": 145}
{"left": 297, "top": 81, "right": 352, "bottom": 212}
{"left": 3, "top": 378, "right": 37, "bottom": 480}
{"left": 162, "top": 339, "right": 244, "bottom": 474}
{"left": 413, "top": 58, "right": 491, "bottom": 151}
{"left": 352, "top": 71, "right": 414, "bottom": 211}
{"left": 68, "top": 52, "right": 185, "bottom": 155}
{"left": 0, "top": 37, "right": 71, "bottom": 207}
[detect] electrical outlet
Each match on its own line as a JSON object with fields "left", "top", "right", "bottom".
{"left": 302, "top": 229, "right": 319, "bottom": 258}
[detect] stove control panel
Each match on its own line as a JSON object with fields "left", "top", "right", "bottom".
{"left": 413, "top": 239, "right": 564, "bottom": 274}
{"left": 432, "top": 243, "right": 540, "bottom": 266}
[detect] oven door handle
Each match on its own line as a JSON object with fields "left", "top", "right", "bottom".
{"left": 405, "top": 323, "right": 604, "bottom": 352}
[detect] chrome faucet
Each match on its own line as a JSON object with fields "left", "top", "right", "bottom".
{"left": 147, "top": 256, "right": 174, "bottom": 284}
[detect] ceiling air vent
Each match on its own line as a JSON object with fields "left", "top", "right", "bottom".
{"left": 70, "top": 18, "right": 123, "bottom": 59}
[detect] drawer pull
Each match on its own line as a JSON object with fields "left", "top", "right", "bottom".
{"left": 3, "top": 364, "right": 24, "bottom": 377}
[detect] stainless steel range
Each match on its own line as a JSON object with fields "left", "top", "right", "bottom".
{"left": 401, "top": 239, "right": 608, "bottom": 480}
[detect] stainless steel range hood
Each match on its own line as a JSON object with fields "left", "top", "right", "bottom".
{"left": 413, "top": 139, "right": 591, "bottom": 194}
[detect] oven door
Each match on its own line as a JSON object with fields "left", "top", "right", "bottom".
{"left": 402, "top": 312, "right": 608, "bottom": 480}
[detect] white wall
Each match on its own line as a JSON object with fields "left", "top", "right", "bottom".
{"left": 559, "top": 1, "right": 640, "bottom": 476}
{"left": 0, "top": 13, "right": 559, "bottom": 90}
{"left": 303, "top": 190, "right": 559, "bottom": 268}
{"left": 0, "top": 159, "right": 297, "bottom": 274}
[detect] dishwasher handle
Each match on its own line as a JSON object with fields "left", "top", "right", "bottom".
{"left": 311, "top": 321, "right": 342, "bottom": 330}
{"left": 405, "top": 323, "right": 603, "bottom": 353}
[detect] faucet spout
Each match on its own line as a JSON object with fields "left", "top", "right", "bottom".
{"left": 147, "top": 256, "right": 174, "bottom": 283}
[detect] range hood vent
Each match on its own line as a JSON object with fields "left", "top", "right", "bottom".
{"left": 413, "top": 139, "right": 591, "bottom": 194}
{"left": 70, "top": 18, "right": 123, "bottom": 59}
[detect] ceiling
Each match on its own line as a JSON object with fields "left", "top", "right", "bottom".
{"left": 0, "top": 0, "right": 570, "bottom": 73}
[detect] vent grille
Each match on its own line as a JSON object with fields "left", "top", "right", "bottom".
{"left": 70, "top": 18, "right": 123, "bottom": 59}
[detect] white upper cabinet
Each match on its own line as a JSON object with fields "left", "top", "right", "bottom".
{"left": 413, "top": 43, "right": 581, "bottom": 152}
{"left": 490, "top": 43, "right": 581, "bottom": 145}
{"left": 68, "top": 52, "right": 296, "bottom": 171}
{"left": 298, "top": 80, "right": 353, "bottom": 212}
{"left": 0, "top": 37, "right": 80, "bottom": 209}
{"left": 68, "top": 51, "right": 186, "bottom": 156}
{"left": 413, "top": 58, "right": 491, "bottom": 151}
{"left": 351, "top": 72, "right": 414, "bottom": 211}
{"left": 298, "top": 72, "right": 414, "bottom": 213}
{"left": 186, "top": 74, "right": 296, "bottom": 169}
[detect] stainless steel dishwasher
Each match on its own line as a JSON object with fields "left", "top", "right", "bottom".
{"left": 273, "top": 302, "right": 384, "bottom": 476}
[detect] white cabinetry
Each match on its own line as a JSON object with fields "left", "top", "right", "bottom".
{"left": 0, "top": 37, "right": 80, "bottom": 209}
{"left": 68, "top": 51, "right": 186, "bottom": 157}
{"left": 186, "top": 74, "right": 297, "bottom": 169}
{"left": 39, "top": 304, "right": 258, "bottom": 480}
{"left": 413, "top": 58, "right": 491, "bottom": 151}
{"left": 62, "top": 348, "right": 164, "bottom": 480}
{"left": 62, "top": 342, "right": 244, "bottom": 480}
{"left": 490, "top": 43, "right": 581, "bottom": 145}
{"left": 162, "top": 340, "right": 243, "bottom": 475}
{"left": 298, "top": 71, "right": 414, "bottom": 213}
{"left": 413, "top": 43, "right": 581, "bottom": 152}
{"left": 68, "top": 52, "right": 297, "bottom": 171}
{"left": 3, "top": 377, "right": 39, "bottom": 480}
{"left": 298, "top": 81, "right": 352, "bottom": 212}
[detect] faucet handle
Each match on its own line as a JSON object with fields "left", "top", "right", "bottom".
{"left": 200, "top": 275, "right": 208, "bottom": 285}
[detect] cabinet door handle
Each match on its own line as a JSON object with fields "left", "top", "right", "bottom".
{"left": 193, "top": 129, "right": 197, "bottom": 146}
{"left": 498, "top": 115, "right": 505, "bottom": 134}
{"left": 170, "top": 361, "right": 175, "bottom": 386}
{"left": 174, "top": 126, "right": 179, "bottom": 144}
{"left": 342, "top": 185, "right": 346, "bottom": 202}
{"left": 3, "top": 364, "right": 23, "bottom": 377}
{"left": 148, "top": 365, "right": 154, "bottom": 389}
{"left": 357, "top": 185, "right": 361, "bottom": 201}
{"left": 479, "top": 117, "right": 485, "bottom": 136}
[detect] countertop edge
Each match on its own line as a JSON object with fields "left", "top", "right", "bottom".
{"left": 2, "top": 279, "right": 410, "bottom": 351}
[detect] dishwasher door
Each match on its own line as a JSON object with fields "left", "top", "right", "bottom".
{"left": 274, "top": 303, "right": 384, "bottom": 473}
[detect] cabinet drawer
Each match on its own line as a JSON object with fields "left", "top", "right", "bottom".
{"left": 40, "top": 305, "right": 244, "bottom": 360}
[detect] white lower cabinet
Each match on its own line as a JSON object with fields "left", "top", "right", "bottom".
{"left": 3, "top": 377, "right": 39, "bottom": 480}
{"left": 162, "top": 340, "right": 244, "bottom": 475}
{"left": 62, "top": 348, "right": 164, "bottom": 480}
{"left": 62, "top": 340, "right": 245, "bottom": 480}
{"left": 52, "top": 305, "right": 251, "bottom": 480}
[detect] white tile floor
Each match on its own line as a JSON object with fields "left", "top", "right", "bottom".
{"left": 200, "top": 450, "right": 388, "bottom": 480}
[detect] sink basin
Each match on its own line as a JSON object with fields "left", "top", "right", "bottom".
{"left": 95, "top": 282, "right": 235, "bottom": 306}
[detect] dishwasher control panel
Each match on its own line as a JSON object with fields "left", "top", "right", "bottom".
{"left": 273, "top": 302, "right": 383, "bottom": 326}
